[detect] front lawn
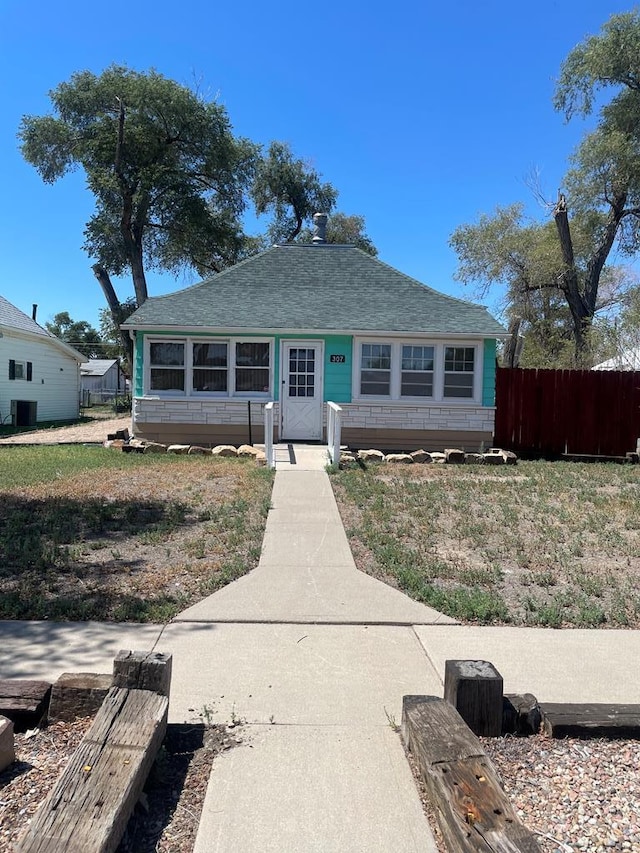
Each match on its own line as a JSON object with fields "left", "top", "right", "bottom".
{"left": 0, "top": 446, "right": 273, "bottom": 621}
{"left": 331, "top": 460, "right": 640, "bottom": 627}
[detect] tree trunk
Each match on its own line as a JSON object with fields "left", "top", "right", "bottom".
{"left": 553, "top": 194, "right": 590, "bottom": 362}
{"left": 503, "top": 317, "right": 523, "bottom": 367}
{"left": 92, "top": 264, "right": 134, "bottom": 370}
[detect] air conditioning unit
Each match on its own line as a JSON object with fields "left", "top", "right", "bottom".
{"left": 11, "top": 400, "right": 37, "bottom": 427}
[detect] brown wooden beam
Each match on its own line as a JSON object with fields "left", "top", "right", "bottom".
{"left": 402, "top": 695, "right": 541, "bottom": 852}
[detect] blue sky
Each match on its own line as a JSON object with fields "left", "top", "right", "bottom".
{"left": 0, "top": 0, "right": 631, "bottom": 333}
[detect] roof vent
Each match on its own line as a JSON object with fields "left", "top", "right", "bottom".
{"left": 312, "top": 213, "right": 327, "bottom": 244}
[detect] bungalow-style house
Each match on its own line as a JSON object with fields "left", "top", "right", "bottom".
{"left": 0, "top": 296, "right": 84, "bottom": 426}
{"left": 123, "top": 218, "right": 506, "bottom": 451}
{"left": 80, "top": 358, "right": 128, "bottom": 404}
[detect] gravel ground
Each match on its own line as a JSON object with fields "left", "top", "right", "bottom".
{"left": 3, "top": 722, "right": 639, "bottom": 852}
{"left": 0, "top": 717, "right": 236, "bottom": 853}
{"left": 0, "top": 414, "right": 131, "bottom": 445}
{"left": 483, "top": 734, "right": 640, "bottom": 852}
{"left": 411, "top": 733, "right": 640, "bottom": 853}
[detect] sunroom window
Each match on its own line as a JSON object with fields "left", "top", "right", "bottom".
{"left": 401, "top": 345, "right": 434, "bottom": 397}
{"left": 235, "top": 342, "right": 270, "bottom": 393}
{"left": 149, "top": 342, "right": 185, "bottom": 393}
{"left": 360, "top": 343, "right": 391, "bottom": 396}
{"left": 444, "top": 346, "right": 475, "bottom": 398}
{"left": 193, "top": 342, "right": 228, "bottom": 392}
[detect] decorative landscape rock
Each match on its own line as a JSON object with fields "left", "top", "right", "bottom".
{"left": 464, "top": 452, "right": 484, "bottom": 464}
{"left": 211, "top": 445, "right": 238, "bottom": 457}
{"left": 0, "top": 715, "right": 15, "bottom": 772}
{"left": 104, "top": 439, "right": 126, "bottom": 450}
{"left": 255, "top": 450, "right": 267, "bottom": 466}
{"left": 142, "top": 442, "right": 167, "bottom": 454}
{"left": 357, "top": 449, "right": 385, "bottom": 462}
{"left": 237, "top": 444, "right": 261, "bottom": 458}
{"left": 338, "top": 452, "right": 358, "bottom": 468}
{"left": 444, "top": 448, "right": 466, "bottom": 464}
{"left": 484, "top": 447, "right": 518, "bottom": 465}
{"left": 410, "top": 449, "right": 432, "bottom": 463}
{"left": 48, "top": 673, "right": 112, "bottom": 723}
{"left": 167, "top": 444, "right": 191, "bottom": 454}
{"left": 430, "top": 452, "right": 446, "bottom": 463}
{"left": 385, "top": 453, "right": 414, "bottom": 464}
{"left": 187, "top": 445, "right": 210, "bottom": 455}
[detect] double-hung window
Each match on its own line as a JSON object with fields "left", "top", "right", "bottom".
{"left": 444, "top": 347, "right": 475, "bottom": 398}
{"left": 192, "top": 342, "right": 228, "bottom": 393}
{"left": 149, "top": 342, "right": 185, "bottom": 394}
{"left": 235, "top": 342, "right": 270, "bottom": 393}
{"left": 401, "top": 345, "right": 434, "bottom": 397}
{"left": 360, "top": 343, "right": 391, "bottom": 396}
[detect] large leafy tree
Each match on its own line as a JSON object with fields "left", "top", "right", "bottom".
{"left": 252, "top": 141, "right": 338, "bottom": 243}
{"left": 451, "top": 12, "right": 640, "bottom": 366}
{"left": 45, "top": 311, "right": 103, "bottom": 358}
{"left": 20, "top": 65, "right": 259, "bottom": 362}
{"left": 20, "top": 66, "right": 373, "bottom": 367}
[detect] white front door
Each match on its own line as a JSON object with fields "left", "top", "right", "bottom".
{"left": 281, "top": 342, "right": 323, "bottom": 440}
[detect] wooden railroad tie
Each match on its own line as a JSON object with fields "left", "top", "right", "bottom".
{"left": 402, "top": 695, "right": 541, "bottom": 852}
{"left": 540, "top": 702, "right": 640, "bottom": 739}
{"left": 15, "top": 651, "right": 171, "bottom": 853}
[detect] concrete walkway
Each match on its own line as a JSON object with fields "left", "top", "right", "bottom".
{"left": 174, "top": 445, "right": 447, "bottom": 852}
{"left": 2, "top": 442, "right": 640, "bottom": 850}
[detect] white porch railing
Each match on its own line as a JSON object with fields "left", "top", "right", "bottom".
{"left": 264, "top": 401, "right": 275, "bottom": 469}
{"left": 326, "top": 402, "right": 342, "bottom": 466}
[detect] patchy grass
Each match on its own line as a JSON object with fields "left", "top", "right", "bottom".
{"left": 330, "top": 460, "right": 640, "bottom": 626}
{"left": 0, "top": 446, "right": 273, "bottom": 621}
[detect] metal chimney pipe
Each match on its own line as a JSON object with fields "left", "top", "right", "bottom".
{"left": 32, "top": 304, "right": 38, "bottom": 322}
{"left": 312, "top": 213, "right": 327, "bottom": 244}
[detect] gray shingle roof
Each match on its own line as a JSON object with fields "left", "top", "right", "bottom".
{"left": 0, "top": 295, "right": 51, "bottom": 337}
{"left": 80, "top": 359, "right": 119, "bottom": 376}
{"left": 124, "top": 245, "right": 505, "bottom": 336}
{"left": 0, "top": 295, "right": 86, "bottom": 361}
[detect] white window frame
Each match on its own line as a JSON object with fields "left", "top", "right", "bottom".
{"left": 144, "top": 336, "right": 274, "bottom": 399}
{"left": 359, "top": 341, "right": 392, "bottom": 397}
{"left": 232, "top": 338, "right": 273, "bottom": 398}
{"left": 353, "top": 338, "right": 482, "bottom": 404}
{"left": 443, "top": 345, "right": 476, "bottom": 400}
{"left": 190, "top": 339, "right": 230, "bottom": 397}
{"left": 147, "top": 339, "right": 187, "bottom": 397}
{"left": 400, "top": 343, "right": 435, "bottom": 399}
{"left": 13, "top": 361, "right": 26, "bottom": 380}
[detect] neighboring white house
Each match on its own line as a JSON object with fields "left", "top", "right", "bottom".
{"left": 0, "top": 296, "right": 84, "bottom": 426}
{"left": 592, "top": 349, "right": 640, "bottom": 371}
{"left": 80, "top": 359, "right": 127, "bottom": 404}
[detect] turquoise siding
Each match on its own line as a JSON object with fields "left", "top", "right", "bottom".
{"left": 135, "top": 331, "right": 353, "bottom": 402}
{"left": 322, "top": 335, "right": 352, "bottom": 402}
{"left": 275, "top": 334, "right": 352, "bottom": 403}
{"left": 134, "top": 333, "right": 144, "bottom": 397}
{"left": 482, "top": 339, "right": 497, "bottom": 406}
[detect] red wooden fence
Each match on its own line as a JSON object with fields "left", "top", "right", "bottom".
{"left": 494, "top": 367, "right": 640, "bottom": 457}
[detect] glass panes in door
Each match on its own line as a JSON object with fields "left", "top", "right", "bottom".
{"left": 288, "top": 347, "right": 315, "bottom": 397}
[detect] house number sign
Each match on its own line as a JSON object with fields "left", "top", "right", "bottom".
{"left": 330, "top": 354, "right": 346, "bottom": 363}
